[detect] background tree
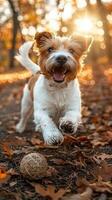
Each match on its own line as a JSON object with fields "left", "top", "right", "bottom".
{"left": 7, "top": 0, "right": 22, "bottom": 68}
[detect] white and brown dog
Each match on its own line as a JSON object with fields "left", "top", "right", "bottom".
{"left": 16, "top": 32, "right": 92, "bottom": 145}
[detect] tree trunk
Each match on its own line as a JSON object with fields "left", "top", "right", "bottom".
{"left": 7, "top": 0, "right": 20, "bottom": 68}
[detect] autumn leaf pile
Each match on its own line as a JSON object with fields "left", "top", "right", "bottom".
{"left": 0, "top": 64, "right": 112, "bottom": 200}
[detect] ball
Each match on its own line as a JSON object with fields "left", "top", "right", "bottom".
{"left": 20, "top": 153, "right": 48, "bottom": 180}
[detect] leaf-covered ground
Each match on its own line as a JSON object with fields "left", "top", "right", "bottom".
{"left": 0, "top": 64, "right": 112, "bottom": 200}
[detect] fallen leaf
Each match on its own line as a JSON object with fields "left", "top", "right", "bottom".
{"left": 47, "top": 166, "right": 58, "bottom": 176}
{"left": 76, "top": 178, "right": 112, "bottom": 193}
{"left": 76, "top": 176, "right": 112, "bottom": 193}
{"left": 30, "top": 137, "right": 43, "bottom": 146}
{"left": 98, "top": 161, "right": 112, "bottom": 181}
{"left": 32, "top": 184, "right": 66, "bottom": 200}
{"left": 2, "top": 143, "right": 14, "bottom": 158}
{"left": 0, "top": 169, "right": 10, "bottom": 184}
{"left": 89, "top": 132, "right": 112, "bottom": 147}
{"left": 89, "top": 132, "right": 108, "bottom": 147}
{"left": 62, "top": 187, "right": 92, "bottom": 200}
{"left": 9, "top": 181, "right": 17, "bottom": 187}
{"left": 0, "top": 190, "right": 22, "bottom": 200}
{"left": 63, "top": 135, "right": 77, "bottom": 145}
{"left": 35, "top": 144, "right": 59, "bottom": 149}
{"left": 96, "top": 153, "right": 112, "bottom": 160}
{"left": 7, "top": 168, "right": 19, "bottom": 176}
{"left": 0, "top": 170, "right": 7, "bottom": 179}
{"left": 0, "top": 162, "right": 8, "bottom": 171}
{"left": 102, "top": 131, "right": 112, "bottom": 142}
{"left": 63, "top": 135, "right": 90, "bottom": 145}
{"left": 0, "top": 168, "right": 18, "bottom": 184}
{"left": 89, "top": 181, "right": 112, "bottom": 193}
{"left": 51, "top": 158, "right": 66, "bottom": 165}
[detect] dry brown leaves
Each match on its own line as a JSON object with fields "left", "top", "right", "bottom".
{"left": 96, "top": 153, "right": 112, "bottom": 160}
{"left": 76, "top": 178, "right": 112, "bottom": 194}
{"left": 89, "top": 181, "right": 112, "bottom": 193}
{"left": 0, "top": 169, "right": 10, "bottom": 184}
{"left": 31, "top": 183, "right": 66, "bottom": 200}
{"left": 89, "top": 131, "right": 112, "bottom": 147}
{"left": 97, "top": 161, "right": 112, "bottom": 181}
{"left": 0, "top": 136, "right": 27, "bottom": 158}
{"left": 30, "top": 136, "right": 59, "bottom": 149}
{"left": 62, "top": 187, "right": 92, "bottom": 200}
{"left": 1, "top": 142, "right": 14, "bottom": 158}
{"left": 63, "top": 135, "right": 91, "bottom": 146}
{"left": 28, "top": 179, "right": 79, "bottom": 200}
{"left": 0, "top": 190, "right": 22, "bottom": 200}
{"left": 0, "top": 167, "right": 18, "bottom": 184}
{"left": 30, "top": 135, "right": 80, "bottom": 149}
{"left": 30, "top": 137, "right": 43, "bottom": 146}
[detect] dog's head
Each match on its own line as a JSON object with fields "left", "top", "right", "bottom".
{"left": 35, "top": 31, "right": 92, "bottom": 83}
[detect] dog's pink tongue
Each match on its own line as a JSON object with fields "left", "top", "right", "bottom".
{"left": 53, "top": 72, "right": 65, "bottom": 82}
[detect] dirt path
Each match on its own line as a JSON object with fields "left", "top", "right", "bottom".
{"left": 0, "top": 66, "right": 112, "bottom": 200}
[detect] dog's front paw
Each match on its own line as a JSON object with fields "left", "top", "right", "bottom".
{"left": 35, "top": 123, "right": 42, "bottom": 133}
{"left": 59, "top": 117, "right": 79, "bottom": 134}
{"left": 60, "top": 120, "right": 76, "bottom": 133}
{"left": 43, "top": 131, "right": 64, "bottom": 145}
{"left": 16, "top": 122, "right": 25, "bottom": 133}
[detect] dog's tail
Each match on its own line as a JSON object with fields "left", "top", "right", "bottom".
{"left": 15, "top": 41, "right": 40, "bottom": 74}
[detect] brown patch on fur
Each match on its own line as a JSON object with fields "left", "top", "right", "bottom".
{"left": 28, "top": 72, "right": 40, "bottom": 99}
{"left": 35, "top": 32, "right": 52, "bottom": 48}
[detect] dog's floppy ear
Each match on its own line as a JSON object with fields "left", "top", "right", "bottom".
{"left": 72, "top": 34, "right": 93, "bottom": 52}
{"left": 35, "top": 31, "right": 53, "bottom": 48}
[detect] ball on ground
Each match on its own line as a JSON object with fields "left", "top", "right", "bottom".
{"left": 20, "top": 152, "right": 48, "bottom": 180}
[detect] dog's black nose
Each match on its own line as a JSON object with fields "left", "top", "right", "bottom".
{"left": 56, "top": 55, "right": 67, "bottom": 64}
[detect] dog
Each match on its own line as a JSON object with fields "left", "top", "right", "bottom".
{"left": 16, "top": 31, "right": 92, "bottom": 145}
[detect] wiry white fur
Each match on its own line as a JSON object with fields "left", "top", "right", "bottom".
{"left": 33, "top": 76, "right": 81, "bottom": 144}
{"left": 15, "top": 41, "right": 40, "bottom": 74}
{"left": 16, "top": 42, "right": 81, "bottom": 145}
{"left": 16, "top": 84, "right": 32, "bottom": 133}
{"left": 16, "top": 75, "right": 81, "bottom": 144}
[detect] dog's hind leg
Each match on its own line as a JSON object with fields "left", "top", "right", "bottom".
{"left": 16, "top": 84, "right": 33, "bottom": 133}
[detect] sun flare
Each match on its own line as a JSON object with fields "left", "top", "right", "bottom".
{"left": 75, "top": 17, "right": 93, "bottom": 34}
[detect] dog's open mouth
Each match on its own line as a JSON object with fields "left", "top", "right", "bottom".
{"left": 53, "top": 72, "right": 65, "bottom": 82}
{"left": 52, "top": 67, "right": 67, "bottom": 83}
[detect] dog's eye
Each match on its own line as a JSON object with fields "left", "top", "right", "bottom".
{"left": 69, "top": 49, "right": 74, "bottom": 54}
{"left": 47, "top": 47, "right": 54, "bottom": 53}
